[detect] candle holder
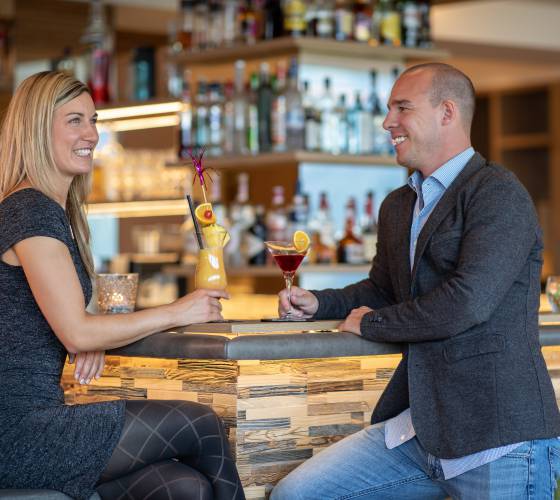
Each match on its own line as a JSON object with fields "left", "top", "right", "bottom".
{"left": 97, "top": 273, "right": 139, "bottom": 314}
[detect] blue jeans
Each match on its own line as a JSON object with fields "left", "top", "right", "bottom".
{"left": 270, "top": 423, "right": 560, "bottom": 500}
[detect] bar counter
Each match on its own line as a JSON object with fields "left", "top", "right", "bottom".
{"left": 61, "top": 317, "right": 560, "bottom": 500}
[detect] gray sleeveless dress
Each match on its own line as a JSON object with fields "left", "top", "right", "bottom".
{"left": 0, "top": 189, "right": 125, "bottom": 499}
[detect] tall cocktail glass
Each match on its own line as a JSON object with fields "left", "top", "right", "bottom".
{"left": 265, "top": 240, "right": 309, "bottom": 319}
{"left": 195, "top": 228, "right": 228, "bottom": 290}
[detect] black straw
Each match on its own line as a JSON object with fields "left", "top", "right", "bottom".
{"left": 186, "top": 194, "right": 204, "bottom": 250}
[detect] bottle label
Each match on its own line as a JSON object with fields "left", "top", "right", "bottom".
{"left": 345, "top": 242, "right": 364, "bottom": 264}
{"left": 284, "top": 1, "right": 307, "bottom": 32}
{"left": 381, "top": 12, "right": 401, "bottom": 46}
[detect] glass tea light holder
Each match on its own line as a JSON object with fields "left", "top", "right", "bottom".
{"left": 546, "top": 276, "right": 560, "bottom": 313}
{"left": 97, "top": 273, "right": 139, "bottom": 314}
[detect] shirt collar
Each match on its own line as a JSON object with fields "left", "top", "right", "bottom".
{"left": 407, "top": 147, "right": 475, "bottom": 194}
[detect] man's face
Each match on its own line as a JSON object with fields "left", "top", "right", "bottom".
{"left": 383, "top": 70, "right": 443, "bottom": 172}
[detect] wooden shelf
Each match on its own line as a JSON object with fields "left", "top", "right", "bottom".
{"left": 177, "top": 37, "right": 449, "bottom": 65}
{"left": 87, "top": 199, "right": 186, "bottom": 218}
{"left": 163, "top": 264, "right": 371, "bottom": 278}
{"left": 171, "top": 151, "right": 398, "bottom": 169}
{"left": 129, "top": 253, "right": 180, "bottom": 264}
{"left": 497, "top": 133, "right": 551, "bottom": 151}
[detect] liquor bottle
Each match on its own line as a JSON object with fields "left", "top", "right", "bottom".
{"left": 53, "top": 47, "right": 75, "bottom": 76}
{"left": 401, "top": 0, "right": 421, "bottom": 47}
{"left": 271, "top": 61, "right": 288, "bottom": 152}
{"left": 369, "top": 70, "right": 390, "bottom": 155}
{"left": 192, "top": 0, "right": 209, "bottom": 50}
{"left": 246, "top": 205, "right": 268, "bottom": 265}
{"left": 257, "top": 62, "right": 273, "bottom": 153}
{"left": 379, "top": 0, "right": 401, "bottom": 46}
{"left": 247, "top": 72, "right": 260, "bottom": 154}
{"left": 361, "top": 190, "right": 378, "bottom": 262}
{"left": 208, "top": 0, "right": 224, "bottom": 48}
{"left": 348, "top": 90, "right": 373, "bottom": 154}
{"left": 178, "top": 70, "right": 193, "bottom": 160}
{"left": 302, "top": 81, "right": 321, "bottom": 152}
{"left": 334, "top": 93, "right": 349, "bottom": 154}
{"left": 353, "top": 0, "right": 372, "bottom": 43}
{"left": 227, "top": 173, "right": 255, "bottom": 266}
{"left": 319, "top": 77, "right": 338, "bottom": 154}
{"left": 208, "top": 82, "right": 224, "bottom": 156}
{"left": 418, "top": 0, "right": 432, "bottom": 48}
{"left": 223, "top": 0, "right": 240, "bottom": 45}
{"left": 288, "top": 180, "right": 309, "bottom": 234}
{"left": 266, "top": 185, "right": 288, "bottom": 242}
{"left": 309, "top": 192, "right": 336, "bottom": 263}
{"left": 315, "top": 0, "right": 335, "bottom": 38}
{"left": 240, "top": 0, "right": 258, "bottom": 44}
{"left": 132, "top": 46, "right": 155, "bottom": 102}
{"left": 81, "top": 0, "right": 113, "bottom": 105}
{"left": 334, "top": 0, "right": 354, "bottom": 41}
{"left": 283, "top": 0, "right": 307, "bottom": 37}
{"left": 232, "top": 60, "right": 248, "bottom": 154}
{"left": 285, "top": 58, "right": 305, "bottom": 151}
{"left": 263, "top": 0, "right": 284, "bottom": 39}
{"left": 305, "top": 0, "right": 319, "bottom": 36}
{"left": 223, "top": 81, "right": 235, "bottom": 154}
{"left": 178, "top": 0, "right": 195, "bottom": 51}
{"left": 337, "top": 197, "right": 364, "bottom": 264}
{"left": 194, "top": 80, "right": 210, "bottom": 148}
{"left": 165, "top": 21, "right": 183, "bottom": 98}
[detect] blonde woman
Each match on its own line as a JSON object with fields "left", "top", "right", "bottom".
{"left": 0, "top": 72, "right": 244, "bottom": 500}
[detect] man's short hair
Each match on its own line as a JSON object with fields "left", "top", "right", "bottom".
{"left": 402, "top": 63, "right": 476, "bottom": 131}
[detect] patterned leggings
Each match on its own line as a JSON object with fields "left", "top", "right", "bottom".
{"left": 96, "top": 400, "right": 245, "bottom": 500}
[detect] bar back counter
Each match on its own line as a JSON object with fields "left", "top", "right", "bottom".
{"left": 60, "top": 318, "right": 560, "bottom": 500}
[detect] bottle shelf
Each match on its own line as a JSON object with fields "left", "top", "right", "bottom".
{"left": 171, "top": 151, "right": 398, "bottom": 169}
{"left": 163, "top": 263, "right": 371, "bottom": 278}
{"left": 176, "top": 36, "right": 449, "bottom": 66}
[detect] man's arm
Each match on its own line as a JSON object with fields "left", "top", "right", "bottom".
{"left": 358, "top": 171, "right": 539, "bottom": 343}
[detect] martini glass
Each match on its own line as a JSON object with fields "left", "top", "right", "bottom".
{"left": 265, "top": 240, "right": 309, "bottom": 320}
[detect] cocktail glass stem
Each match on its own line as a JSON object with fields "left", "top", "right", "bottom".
{"left": 284, "top": 272, "right": 294, "bottom": 316}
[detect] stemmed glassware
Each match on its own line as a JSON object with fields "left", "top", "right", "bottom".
{"left": 265, "top": 238, "right": 309, "bottom": 320}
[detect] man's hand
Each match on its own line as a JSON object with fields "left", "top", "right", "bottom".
{"left": 278, "top": 286, "right": 319, "bottom": 318}
{"left": 338, "top": 306, "right": 374, "bottom": 336}
{"left": 68, "top": 351, "right": 105, "bottom": 385}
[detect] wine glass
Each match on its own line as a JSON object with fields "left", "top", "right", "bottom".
{"left": 265, "top": 240, "right": 309, "bottom": 320}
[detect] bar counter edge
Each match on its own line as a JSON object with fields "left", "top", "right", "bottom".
{"left": 108, "top": 319, "right": 560, "bottom": 360}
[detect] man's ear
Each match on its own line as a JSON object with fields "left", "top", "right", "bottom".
{"left": 441, "top": 100, "right": 456, "bottom": 126}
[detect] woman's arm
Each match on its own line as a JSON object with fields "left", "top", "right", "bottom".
{"left": 14, "top": 236, "right": 227, "bottom": 353}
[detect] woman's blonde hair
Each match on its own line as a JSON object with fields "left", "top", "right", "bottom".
{"left": 0, "top": 71, "right": 94, "bottom": 276}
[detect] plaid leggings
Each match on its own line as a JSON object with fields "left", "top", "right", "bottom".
{"left": 96, "top": 400, "right": 245, "bottom": 500}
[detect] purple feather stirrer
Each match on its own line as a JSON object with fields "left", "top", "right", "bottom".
{"left": 188, "top": 147, "right": 210, "bottom": 203}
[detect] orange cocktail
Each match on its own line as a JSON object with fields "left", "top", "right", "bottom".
{"left": 195, "top": 245, "right": 227, "bottom": 290}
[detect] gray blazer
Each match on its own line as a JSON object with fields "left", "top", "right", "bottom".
{"left": 312, "top": 152, "right": 560, "bottom": 458}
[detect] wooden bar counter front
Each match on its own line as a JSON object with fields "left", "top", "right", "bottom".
{"left": 62, "top": 319, "right": 560, "bottom": 500}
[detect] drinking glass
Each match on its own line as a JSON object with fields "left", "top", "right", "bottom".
{"left": 195, "top": 228, "right": 228, "bottom": 290}
{"left": 546, "top": 276, "right": 560, "bottom": 313}
{"left": 97, "top": 273, "right": 139, "bottom": 313}
{"left": 265, "top": 240, "right": 309, "bottom": 319}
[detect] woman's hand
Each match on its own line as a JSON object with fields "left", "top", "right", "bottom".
{"left": 168, "top": 288, "right": 230, "bottom": 326}
{"left": 68, "top": 351, "right": 105, "bottom": 384}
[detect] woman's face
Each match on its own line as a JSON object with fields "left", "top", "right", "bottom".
{"left": 51, "top": 92, "right": 98, "bottom": 179}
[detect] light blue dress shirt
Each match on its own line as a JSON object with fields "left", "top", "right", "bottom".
{"left": 384, "top": 147, "right": 524, "bottom": 479}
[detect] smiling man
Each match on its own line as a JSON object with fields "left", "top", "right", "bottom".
{"left": 270, "top": 63, "right": 560, "bottom": 499}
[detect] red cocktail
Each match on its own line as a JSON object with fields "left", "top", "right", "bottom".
{"left": 265, "top": 239, "right": 310, "bottom": 319}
